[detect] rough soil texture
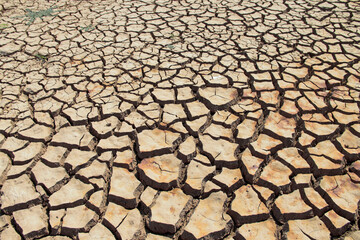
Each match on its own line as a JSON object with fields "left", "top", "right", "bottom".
{"left": 0, "top": 0, "right": 360, "bottom": 239}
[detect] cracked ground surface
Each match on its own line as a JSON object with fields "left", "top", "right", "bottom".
{"left": 0, "top": 0, "right": 360, "bottom": 239}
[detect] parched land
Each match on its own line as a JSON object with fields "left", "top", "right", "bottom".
{"left": 0, "top": 0, "right": 359, "bottom": 239}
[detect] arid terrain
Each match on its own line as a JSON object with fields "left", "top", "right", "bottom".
{"left": 0, "top": 0, "right": 360, "bottom": 239}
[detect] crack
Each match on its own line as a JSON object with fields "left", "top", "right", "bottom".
{"left": 299, "top": 227, "right": 316, "bottom": 240}
{"left": 153, "top": 161, "right": 174, "bottom": 173}
{"left": 115, "top": 213, "right": 128, "bottom": 229}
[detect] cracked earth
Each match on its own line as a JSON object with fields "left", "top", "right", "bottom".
{"left": 0, "top": 0, "right": 360, "bottom": 239}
